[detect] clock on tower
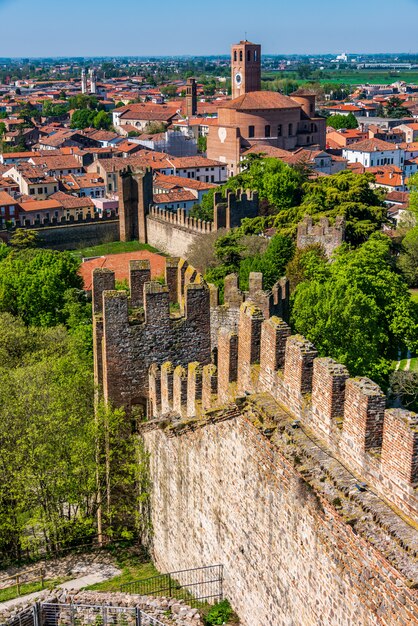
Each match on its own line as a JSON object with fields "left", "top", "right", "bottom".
{"left": 231, "top": 40, "right": 261, "bottom": 100}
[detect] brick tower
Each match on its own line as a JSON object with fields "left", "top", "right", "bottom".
{"left": 185, "top": 78, "right": 197, "bottom": 117}
{"left": 231, "top": 40, "right": 261, "bottom": 100}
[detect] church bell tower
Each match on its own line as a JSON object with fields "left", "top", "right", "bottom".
{"left": 231, "top": 40, "right": 261, "bottom": 100}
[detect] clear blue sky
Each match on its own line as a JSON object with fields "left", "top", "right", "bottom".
{"left": 1, "top": 0, "right": 418, "bottom": 57}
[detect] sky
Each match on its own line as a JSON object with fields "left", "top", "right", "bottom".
{"left": 1, "top": 0, "right": 418, "bottom": 58}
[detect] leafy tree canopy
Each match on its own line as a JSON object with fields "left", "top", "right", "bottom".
{"left": 0, "top": 248, "right": 83, "bottom": 326}
{"left": 326, "top": 112, "right": 358, "bottom": 130}
{"left": 291, "top": 233, "right": 418, "bottom": 385}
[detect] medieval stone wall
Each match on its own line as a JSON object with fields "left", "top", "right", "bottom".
{"left": 297, "top": 215, "right": 345, "bottom": 258}
{"left": 143, "top": 407, "right": 418, "bottom": 626}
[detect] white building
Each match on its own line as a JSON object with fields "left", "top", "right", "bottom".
{"left": 342, "top": 138, "right": 404, "bottom": 169}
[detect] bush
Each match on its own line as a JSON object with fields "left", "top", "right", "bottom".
{"left": 204, "top": 600, "right": 235, "bottom": 625}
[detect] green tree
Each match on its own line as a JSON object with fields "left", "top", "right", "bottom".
{"left": 238, "top": 233, "right": 294, "bottom": 291}
{"left": 0, "top": 248, "right": 82, "bottom": 326}
{"left": 285, "top": 243, "right": 328, "bottom": 291}
{"left": 291, "top": 233, "right": 418, "bottom": 385}
{"left": 93, "top": 110, "right": 112, "bottom": 130}
{"left": 326, "top": 112, "right": 358, "bottom": 130}
{"left": 71, "top": 109, "right": 96, "bottom": 129}
{"left": 10, "top": 229, "right": 39, "bottom": 249}
{"left": 226, "top": 157, "right": 304, "bottom": 213}
{"left": 160, "top": 85, "right": 177, "bottom": 97}
{"left": 398, "top": 226, "right": 418, "bottom": 287}
{"left": 385, "top": 96, "right": 411, "bottom": 118}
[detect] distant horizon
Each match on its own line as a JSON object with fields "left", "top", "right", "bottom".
{"left": 2, "top": 0, "right": 418, "bottom": 57}
{"left": 2, "top": 52, "right": 418, "bottom": 62}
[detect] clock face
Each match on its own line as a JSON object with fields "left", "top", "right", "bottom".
{"left": 235, "top": 72, "right": 242, "bottom": 86}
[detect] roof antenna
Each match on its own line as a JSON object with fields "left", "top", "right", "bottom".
{"left": 245, "top": 31, "right": 247, "bottom": 41}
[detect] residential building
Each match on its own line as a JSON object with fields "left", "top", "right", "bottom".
{"left": 393, "top": 123, "right": 418, "bottom": 143}
{"left": 342, "top": 138, "right": 404, "bottom": 168}
{"left": 0, "top": 191, "right": 18, "bottom": 228}
{"left": 4, "top": 164, "right": 58, "bottom": 199}
{"left": 112, "top": 103, "right": 179, "bottom": 133}
{"left": 60, "top": 173, "right": 106, "bottom": 198}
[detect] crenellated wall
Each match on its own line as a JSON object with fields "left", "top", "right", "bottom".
{"left": 94, "top": 262, "right": 418, "bottom": 626}
{"left": 297, "top": 215, "right": 345, "bottom": 258}
{"left": 148, "top": 301, "right": 418, "bottom": 524}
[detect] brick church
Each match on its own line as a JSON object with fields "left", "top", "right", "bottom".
{"left": 207, "top": 40, "right": 326, "bottom": 176}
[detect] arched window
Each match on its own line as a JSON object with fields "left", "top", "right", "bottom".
{"left": 234, "top": 50, "right": 237, "bottom": 62}
{"left": 239, "top": 50, "right": 243, "bottom": 62}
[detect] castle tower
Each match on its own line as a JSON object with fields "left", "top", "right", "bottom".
{"left": 89, "top": 68, "right": 97, "bottom": 94}
{"left": 118, "top": 166, "right": 153, "bottom": 243}
{"left": 81, "top": 68, "right": 87, "bottom": 94}
{"left": 231, "top": 40, "right": 261, "bottom": 100}
{"left": 185, "top": 78, "right": 197, "bottom": 118}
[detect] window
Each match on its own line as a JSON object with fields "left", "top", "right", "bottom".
{"left": 44, "top": 187, "right": 47, "bottom": 194}
{"left": 9, "top": 206, "right": 14, "bottom": 216}
{"left": 248, "top": 125, "right": 255, "bottom": 138}
{"left": 38, "top": 187, "right": 43, "bottom": 194}
{"left": 254, "top": 50, "right": 258, "bottom": 62}
{"left": 0, "top": 207, "right": 4, "bottom": 216}
{"left": 54, "top": 186, "right": 57, "bottom": 192}
{"left": 278, "top": 124, "right": 282, "bottom": 137}
{"left": 288, "top": 123, "right": 293, "bottom": 136}
{"left": 265, "top": 125, "right": 271, "bottom": 138}
{"left": 239, "top": 50, "right": 243, "bottom": 62}
{"left": 211, "top": 175, "right": 214, "bottom": 182}
{"left": 247, "top": 50, "right": 251, "bottom": 62}
{"left": 234, "top": 50, "right": 237, "bottom": 62}
{"left": 30, "top": 188, "right": 35, "bottom": 195}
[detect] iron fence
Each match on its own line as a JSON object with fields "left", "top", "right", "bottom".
{"left": 120, "top": 564, "right": 223, "bottom": 608}
{"left": 40, "top": 603, "right": 166, "bottom": 626}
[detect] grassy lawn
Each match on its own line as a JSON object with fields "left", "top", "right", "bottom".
{"left": 73, "top": 240, "right": 160, "bottom": 259}
{"left": 85, "top": 553, "right": 160, "bottom": 592}
{"left": 0, "top": 578, "right": 67, "bottom": 603}
{"left": 410, "top": 289, "right": 418, "bottom": 305}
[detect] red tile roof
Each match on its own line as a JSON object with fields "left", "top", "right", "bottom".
{"left": 80, "top": 251, "right": 166, "bottom": 291}
{"left": 220, "top": 91, "right": 301, "bottom": 111}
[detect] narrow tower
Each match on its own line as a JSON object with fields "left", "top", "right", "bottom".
{"left": 185, "top": 78, "right": 197, "bottom": 118}
{"left": 89, "top": 68, "right": 97, "bottom": 95}
{"left": 81, "top": 68, "right": 87, "bottom": 94}
{"left": 231, "top": 40, "right": 261, "bottom": 100}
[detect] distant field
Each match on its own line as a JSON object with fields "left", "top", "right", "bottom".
{"left": 262, "top": 70, "right": 418, "bottom": 86}
{"left": 410, "top": 289, "right": 418, "bottom": 304}
{"left": 73, "top": 240, "right": 160, "bottom": 259}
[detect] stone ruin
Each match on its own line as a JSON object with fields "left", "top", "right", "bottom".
{"left": 297, "top": 215, "right": 345, "bottom": 258}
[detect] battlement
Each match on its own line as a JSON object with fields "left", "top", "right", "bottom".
{"left": 148, "top": 301, "right": 418, "bottom": 524}
{"left": 297, "top": 215, "right": 345, "bottom": 258}
{"left": 93, "top": 257, "right": 211, "bottom": 410}
{"left": 12, "top": 210, "right": 118, "bottom": 230}
{"left": 149, "top": 206, "right": 215, "bottom": 234}
{"left": 209, "top": 271, "right": 289, "bottom": 349}
{"left": 213, "top": 188, "right": 259, "bottom": 230}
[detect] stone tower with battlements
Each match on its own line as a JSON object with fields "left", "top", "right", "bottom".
{"left": 118, "top": 166, "right": 153, "bottom": 243}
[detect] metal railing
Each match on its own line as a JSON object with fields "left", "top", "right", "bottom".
{"left": 40, "top": 603, "right": 166, "bottom": 626}
{"left": 120, "top": 564, "right": 223, "bottom": 608}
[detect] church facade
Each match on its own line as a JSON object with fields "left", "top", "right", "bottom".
{"left": 207, "top": 40, "right": 326, "bottom": 176}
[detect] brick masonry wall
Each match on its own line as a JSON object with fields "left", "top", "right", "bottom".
{"left": 143, "top": 411, "right": 418, "bottom": 626}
